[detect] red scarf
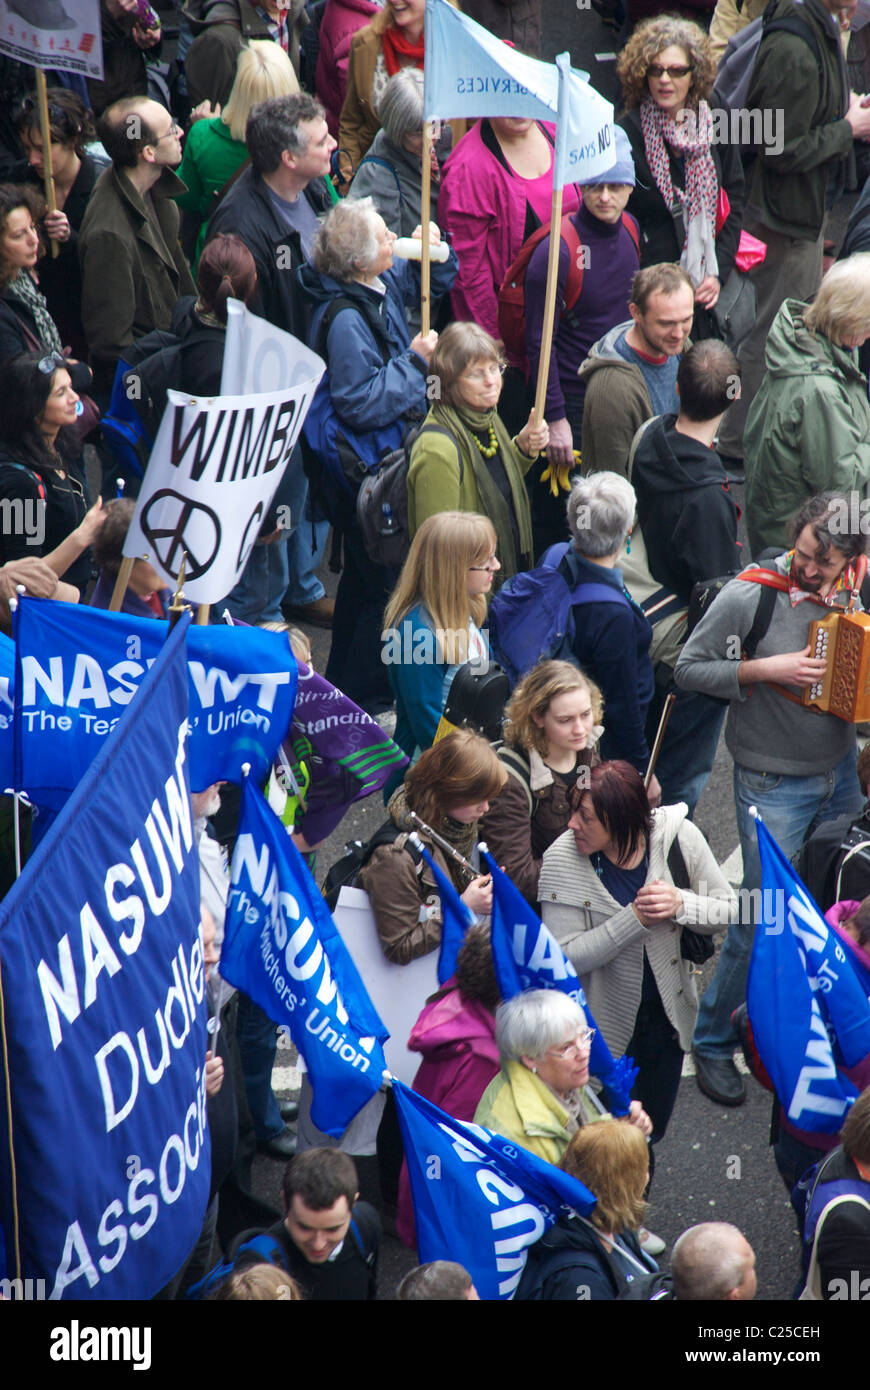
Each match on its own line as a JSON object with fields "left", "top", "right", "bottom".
{"left": 382, "top": 24, "right": 425, "bottom": 77}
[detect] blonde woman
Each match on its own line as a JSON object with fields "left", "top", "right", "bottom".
{"left": 175, "top": 41, "right": 300, "bottom": 270}
{"left": 359, "top": 730, "right": 506, "bottom": 963}
{"left": 479, "top": 661, "right": 603, "bottom": 907}
{"left": 382, "top": 511, "right": 497, "bottom": 793}
{"left": 516, "top": 1120, "right": 657, "bottom": 1300}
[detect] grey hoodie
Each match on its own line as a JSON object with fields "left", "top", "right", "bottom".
{"left": 675, "top": 554, "right": 857, "bottom": 776}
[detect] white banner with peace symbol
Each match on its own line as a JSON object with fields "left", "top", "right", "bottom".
{"left": 123, "top": 374, "right": 322, "bottom": 604}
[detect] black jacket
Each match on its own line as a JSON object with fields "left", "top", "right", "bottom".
{"left": 619, "top": 106, "right": 744, "bottom": 287}
{"left": 207, "top": 168, "right": 332, "bottom": 338}
{"left": 516, "top": 1212, "right": 654, "bottom": 1300}
{"left": 632, "top": 413, "right": 741, "bottom": 604}
{"left": 231, "top": 1202, "right": 380, "bottom": 1300}
{"left": 24, "top": 154, "right": 103, "bottom": 360}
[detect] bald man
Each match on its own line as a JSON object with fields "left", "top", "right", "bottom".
{"left": 671, "top": 1223, "right": 757, "bottom": 1301}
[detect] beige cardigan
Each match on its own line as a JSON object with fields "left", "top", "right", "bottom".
{"left": 539, "top": 804, "right": 736, "bottom": 1056}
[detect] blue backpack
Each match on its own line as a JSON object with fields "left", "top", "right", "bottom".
{"left": 185, "top": 1232, "right": 286, "bottom": 1301}
{"left": 488, "top": 544, "right": 629, "bottom": 687}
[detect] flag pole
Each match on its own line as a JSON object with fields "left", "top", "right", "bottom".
{"left": 195, "top": 605, "right": 209, "bottom": 625}
{"left": 35, "top": 71, "right": 59, "bottom": 261}
{"left": 531, "top": 182, "right": 564, "bottom": 429}
{"left": 644, "top": 692, "right": 675, "bottom": 790}
{"left": 108, "top": 556, "right": 135, "bottom": 612}
{"left": 420, "top": 120, "right": 433, "bottom": 335}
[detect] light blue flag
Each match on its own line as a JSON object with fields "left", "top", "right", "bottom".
{"left": 416, "top": 842, "right": 475, "bottom": 984}
{"left": 479, "top": 848, "right": 637, "bottom": 1116}
{"left": 221, "top": 775, "right": 390, "bottom": 1137}
{"left": 747, "top": 815, "right": 870, "bottom": 1133}
{"left": 393, "top": 1079, "right": 596, "bottom": 1300}
{"left": 423, "top": 0, "right": 614, "bottom": 185}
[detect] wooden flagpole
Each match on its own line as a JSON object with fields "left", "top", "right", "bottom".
{"left": 35, "top": 71, "right": 59, "bottom": 260}
{"left": 531, "top": 183, "right": 564, "bottom": 429}
{"left": 419, "top": 120, "right": 433, "bottom": 335}
{"left": 108, "top": 556, "right": 135, "bottom": 612}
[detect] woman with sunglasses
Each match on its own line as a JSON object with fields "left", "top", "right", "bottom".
{"left": 616, "top": 17, "right": 744, "bottom": 338}
{"left": 0, "top": 352, "right": 104, "bottom": 596}
{"left": 406, "top": 322, "right": 548, "bottom": 581}
{"left": 382, "top": 511, "right": 498, "bottom": 796}
{"left": 474, "top": 990, "right": 652, "bottom": 1167}
{"left": 539, "top": 760, "right": 735, "bottom": 1161}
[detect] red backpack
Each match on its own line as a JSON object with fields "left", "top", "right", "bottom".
{"left": 497, "top": 210, "right": 640, "bottom": 362}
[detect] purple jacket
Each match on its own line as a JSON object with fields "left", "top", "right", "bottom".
{"left": 397, "top": 982, "right": 499, "bottom": 1246}
{"left": 315, "top": 0, "right": 380, "bottom": 136}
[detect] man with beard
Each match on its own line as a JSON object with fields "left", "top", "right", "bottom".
{"left": 674, "top": 492, "right": 868, "bottom": 1105}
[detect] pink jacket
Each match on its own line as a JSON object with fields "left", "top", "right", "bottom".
{"left": 315, "top": 0, "right": 381, "bottom": 136}
{"left": 397, "top": 983, "right": 499, "bottom": 1247}
{"left": 438, "top": 118, "right": 576, "bottom": 344}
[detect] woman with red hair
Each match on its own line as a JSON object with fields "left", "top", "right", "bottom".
{"left": 540, "top": 760, "right": 734, "bottom": 1158}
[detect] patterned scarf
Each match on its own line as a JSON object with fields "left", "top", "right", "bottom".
{"left": 640, "top": 95, "right": 718, "bottom": 287}
{"left": 783, "top": 551, "right": 865, "bottom": 608}
{"left": 382, "top": 23, "right": 425, "bottom": 77}
{"left": 5, "top": 269, "right": 62, "bottom": 354}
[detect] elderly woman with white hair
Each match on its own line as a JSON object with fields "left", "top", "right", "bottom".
{"left": 474, "top": 990, "right": 652, "bottom": 1167}
{"left": 347, "top": 68, "right": 452, "bottom": 237}
{"left": 298, "top": 196, "right": 457, "bottom": 712}
{"left": 744, "top": 254, "right": 870, "bottom": 557}
{"left": 540, "top": 471, "right": 659, "bottom": 805}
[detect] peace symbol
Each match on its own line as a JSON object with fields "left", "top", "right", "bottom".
{"left": 140, "top": 490, "right": 221, "bottom": 581}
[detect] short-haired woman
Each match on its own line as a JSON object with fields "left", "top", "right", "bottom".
{"left": 358, "top": 729, "right": 505, "bottom": 964}
{"left": 616, "top": 16, "right": 744, "bottom": 338}
{"left": 176, "top": 41, "right": 300, "bottom": 272}
{"left": 348, "top": 68, "right": 452, "bottom": 238}
{"left": 298, "top": 196, "right": 456, "bottom": 712}
{"left": 382, "top": 512, "right": 497, "bottom": 794}
{"left": 745, "top": 254, "right": 870, "bottom": 555}
{"left": 540, "top": 761, "right": 735, "bottom": 1160}
{"left": 480, "top": 661, "right": 603, "bottom": 907}
{"left": 407, "top": 321, "right": 548, "bottom": 580}
{"left": 540, "top": 471, "right": 659, "bottom": 801}
{"left": 517, "top": 1120, "right": 658, "bottom": 1300}
{"left": 474, "top": 989, "right": 652, "bottom": 1165}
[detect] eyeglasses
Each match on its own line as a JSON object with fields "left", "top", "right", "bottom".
{"left": 647, "top": 63, "right": 692, "bottom": 79}
{"left": 468, "top": 555, "right": 499, "bottom": 572}
{"left": 547, "top": 1028, "right": 596, "bottom": 1059}
{"left": 462, "top": 362, "right": 506, "bottom": 382}
{"left": 37, "top": 351, "right": 66, "bottom": 375}
{"left": 152, "top": 120, "right": 182, "bottom": 145}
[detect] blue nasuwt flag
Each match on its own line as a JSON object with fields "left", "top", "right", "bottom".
{"left": 747, "top": 814, "right": 870, "bottom": 1133}
{"left": 393, "top": 1079, "right": 595, "bottom": 1299}
{"left": 416, "top": 841, "right": 475, "bottom": 984}
{"left": 423, "top": 0, "right": 614, "bottom": 185}
{"left": 221, "top": 775, "right": 389, "bottom": 1138}
{"left": 479, "top": 848, "right": 637, "bottom": 1117}
{"left": 0, "top": 612, "right": 212, "bottom": 1299}
{"left": 0, "top": 630, "right": 13, "bottom": 791}
{"left": 12, "top": 598, "right": 297, "bottom": 806}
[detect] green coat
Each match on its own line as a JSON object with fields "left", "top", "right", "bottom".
{"left": 175, "top": 117, "right": 248, "bottom": 272}
{"left": 745, "top": 0, "right": 852, "bottom": 240}
{"left": 406, "top": 405, "right": 535, "bottom": 578}
{"left": 744, "top": 299, "right": 870, "bottom": 555}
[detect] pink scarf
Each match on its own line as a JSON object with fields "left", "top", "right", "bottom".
{"left": 640, "top": 95, "right": 718, "bottom": 285}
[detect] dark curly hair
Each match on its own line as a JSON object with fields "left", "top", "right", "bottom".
{"left": 16, "top": 88, "right": 94, "bottom": 158}
{"left": 616, "top": 15, "right": 716, "bottom": 113}
{"left": 0, "top": 183, "right": 45, "bottom": 289}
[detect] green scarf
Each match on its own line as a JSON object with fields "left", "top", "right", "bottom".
{"left": 6, "top": 270, "right": 62, "bottom": 354}
{"left": 427, "top": 401, "right": 533, "bottom": 578}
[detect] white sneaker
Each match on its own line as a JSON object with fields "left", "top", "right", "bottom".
{"left": 639, "top": 1226, "right": 666, "bottom": 1257}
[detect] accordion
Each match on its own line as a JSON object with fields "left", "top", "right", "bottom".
{"left": 804, "top": 609, "right": 870, "bottom": 721}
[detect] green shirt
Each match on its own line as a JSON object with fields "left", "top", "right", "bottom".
{"left": 175, "top": 117, "right": 248, "bottom": 272}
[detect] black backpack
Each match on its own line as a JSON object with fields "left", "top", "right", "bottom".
{"left": 321, "top": 820, "right": 423, "bottom": 911}
{"left": 121, "top": 322, "right": 221, "bottom": 439}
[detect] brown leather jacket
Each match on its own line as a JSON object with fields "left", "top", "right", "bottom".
{"left": 479, "top": 742, "right": 601, "bottom": 908}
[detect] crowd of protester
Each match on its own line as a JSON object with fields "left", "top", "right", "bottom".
{"left": 3, "top": 0, "right": 870, "bottom": 1304}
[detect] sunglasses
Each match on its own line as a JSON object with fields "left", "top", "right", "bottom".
{"left": 647, "top": 63, "right": 692, "bottom": 79}
{"left": 37, "top": 351, "right": 66, "bottom": 375}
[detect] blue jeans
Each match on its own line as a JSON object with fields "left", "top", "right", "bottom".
{"left": 693, "top": 747, "right": 864, "bottom": 1059}
{"left": 285, "top": 505, "right": 328, "bottom": 607}
{"left": 221, "top": 537, "right": 290, "bottom": 626}
{"left": 235, "top": 992, "right": 283, "bottom": 1141}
